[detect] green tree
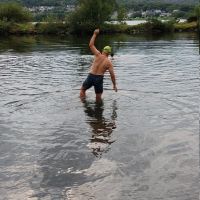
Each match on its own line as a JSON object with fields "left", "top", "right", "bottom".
{"left": 194, "top": 5, "right": 200, "bottom": 32}
{"left": 117, "top": 6, "right": 127, "bottom": 22}
{"left": 68, "top": 0, "right": 117, "bottom": 33}
{"left": 0, "top": 3, "right": 32, "bottom": 22}
{"left": 172, "top": 10, "right": 187, "bottom": 19}
{"left": 194, "top": 5, "right": 200, "bottom": 17}
{"left": 187, "top": 5, "right": 200, "bottom": 22}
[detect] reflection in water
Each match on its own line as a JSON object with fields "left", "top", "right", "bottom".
{"left": 0, "top": 33, "right": 198, "bottom": 54}
{"left": 83, "top": 100, "right": 117, "bottom": 157}
{"left": 0, "top": 36, "right": 36, "bottom": 52}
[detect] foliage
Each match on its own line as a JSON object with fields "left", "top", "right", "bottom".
{"left": 187, "top": 5, "right": 200, "bottom": 22}
{"left": 0, "top": 3, "right": 32, "bottom": 22}
{"left": 174, "top": 21, "right": 197, "bottom": 31}
{"left": 100, "top": 23, "right": 128, "bottom": 33}
{"left": 99, "top": 19, "right": 177, "bottom": 35}
{"left": 0, "top": 20, "right": 35, "bottom": 35}
{"left": 126, "top": 19, "right": 175, "bottom": 34}
{"left": 194, "top": 5, "right": 200, "bottom": 24}
{"left": 194, "top": 5, "right": 200, "bottom": 17}
{"left": 187, "top": 15, "right": 198, "bottom": 23}
{"left": 42, "top": 14, "right": 60, "bottom": 23}
{"left": 68, "top": 0, "right": 117, "bottom": 33}
{"left": 0, "top": 19, "right": 10, "bottom": 34}
{"left": 146, "top": 18, "right": 175, "bottom": 33}
{"left": 117, "top": 6, "right": 127, "bottom": 22}
{"left": 9, "top": 22, "right": 35, "bottom": 34}
{"left": 171, "top": 10, "right": 187, "bottom": 19}
{"left": 35, "top": 22, "right": 69, "bottom": 35}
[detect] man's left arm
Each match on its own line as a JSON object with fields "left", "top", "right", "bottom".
{"left": 108, "top": 62, "right": 117, "bottom": 92}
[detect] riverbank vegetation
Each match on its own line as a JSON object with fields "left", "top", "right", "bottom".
{"left": 0, "top": 1, "right": 199, "bottom": 36}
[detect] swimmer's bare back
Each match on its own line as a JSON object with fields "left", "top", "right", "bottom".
{"left": 89, "top": 53, "right": 112, "bottom": 75}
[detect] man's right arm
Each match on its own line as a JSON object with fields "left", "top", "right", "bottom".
{"left": 89, "top": 29, "right": 100, "bottom": 56}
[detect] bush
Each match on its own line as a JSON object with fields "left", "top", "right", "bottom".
{"left": 187, "top": 16, "right": 198, "bottom": 22}
{"left": 174, "top": 22, "right": 197, "bottom": 32}
{"left": 10, "top": 23, "right": 35, "bottom": 34}
{"left": 187, "top": 5, "right": 200, "bottom": 22}
{"left": 0, "top": 3, "right": 32, "bottom": 23}
{"left": 35, "top": 22, "right": 69, "bottom": 35}
{"left": 126, "top": 19, "right": 175, "bottom": 34}
{"left": 100, "top": 23, "right": 128, "bottom": 34}
{"left": 145, "top": 19, "right": 174, "bottom": 33}
{"left": 0, "top": 20, "right": 10, "bottom": 34}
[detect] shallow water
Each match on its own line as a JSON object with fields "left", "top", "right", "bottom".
{"left": 0, "top": 33, "right": 199, "bottom": 200}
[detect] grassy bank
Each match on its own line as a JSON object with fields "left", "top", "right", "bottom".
{"left": 0, "top": 20, "right": 198, "bottom": 36}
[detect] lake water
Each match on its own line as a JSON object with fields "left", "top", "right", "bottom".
{"left": 0, "top": 33, "right": 199, "bottom": 200}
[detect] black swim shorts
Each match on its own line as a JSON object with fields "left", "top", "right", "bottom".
{"left": 82, "top": 73, "right": 104, "bottom": 94}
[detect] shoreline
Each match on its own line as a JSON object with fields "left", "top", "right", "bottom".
{"left": 0, "top": 21, "right": 198, "bottom": 36}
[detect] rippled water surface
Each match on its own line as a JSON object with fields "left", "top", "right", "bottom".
{"left": 0, "top": 33, "right": 199, "bottom": 200}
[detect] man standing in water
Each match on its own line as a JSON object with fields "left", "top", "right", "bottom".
{"left": 80, "top": 29, "right": 117, "bottom": 102}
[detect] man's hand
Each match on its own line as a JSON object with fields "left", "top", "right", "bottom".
{"left": 113, "top": 85, "right": 118, "bottom": 92}
{"left": 89, "top": 28, "right": 100, "bottom": 55}
{"left": 94, "top": 29, "right": 100, "bottom": 35}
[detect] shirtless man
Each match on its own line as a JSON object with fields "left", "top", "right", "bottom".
{"left": 80, "top": 29, "right": 117, "bottom": 102}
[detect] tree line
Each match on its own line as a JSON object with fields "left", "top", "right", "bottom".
{"left": 0, "top": 0, "right": 199, "bottom": 35}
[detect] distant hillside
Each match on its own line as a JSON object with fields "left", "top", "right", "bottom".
{"left": 0, "top": 0, "right": 198, "bottom": 7}
{"left": 117, "top": 0, "right": 198, "bottom": 5}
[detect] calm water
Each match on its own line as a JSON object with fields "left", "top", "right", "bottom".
{"left": 0, "top": 33, "right": 199, "bottom": 200}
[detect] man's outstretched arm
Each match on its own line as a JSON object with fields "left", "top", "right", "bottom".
{"left": 89, "top": 29, "right": 100, "bottom": 56}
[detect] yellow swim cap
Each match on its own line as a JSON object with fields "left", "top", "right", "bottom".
{"left": 103, "top": 46, "right": 112, "bottom": 54}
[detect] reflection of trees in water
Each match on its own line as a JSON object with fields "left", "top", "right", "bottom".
{"left": 0, "top": 36, "right": 36, "bottom": 52}
{"left": 0, "top": 33, "right": 198, "bottom": 54}
{"left": 83, "top": 100, "right": 117, "bottom": 157}
{"left": 0, "top": 34, "right": 129, "bottom": 54}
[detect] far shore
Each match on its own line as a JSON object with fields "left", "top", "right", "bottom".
{"left": 0, "top": 20, "right": 198, "bottom": 36}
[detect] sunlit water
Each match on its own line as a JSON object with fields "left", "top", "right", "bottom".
{"left": 0, "top": 33, "right": 199, "bottom": 200}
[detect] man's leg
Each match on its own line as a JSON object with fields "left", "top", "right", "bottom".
{"left": 80, "top": 74, "right": 92, "bottom": 100}
{"left": 96, "top": 93, "right": 102, "bottom": 102}
{"left": 94, "top": 76, "right": 103, "bottom": 102}
{"left": 80, "top": 87, "right": 86, "bottom": 99}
